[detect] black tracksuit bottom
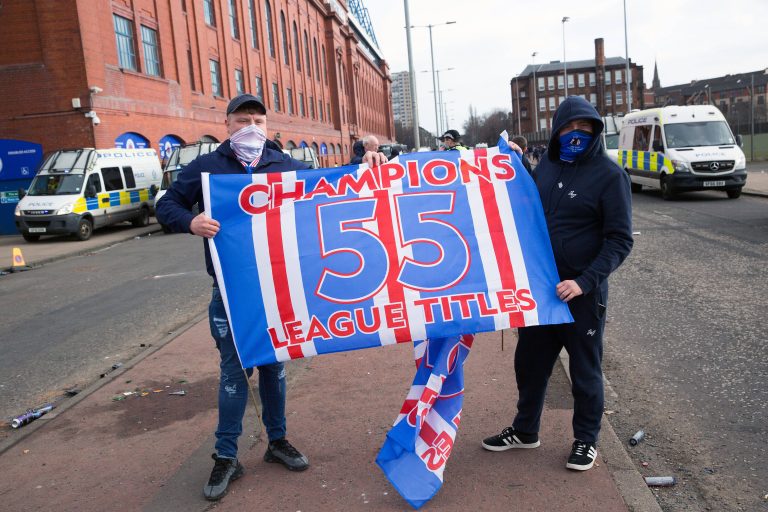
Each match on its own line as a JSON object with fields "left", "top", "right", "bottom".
{"left": 512, "top": 283, "right": 608, "bottom": 444}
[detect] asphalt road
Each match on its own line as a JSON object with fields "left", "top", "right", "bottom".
{"left": 0, "top": 232, "right": 211, "bottom": 424}
{"left": 602, "top": 189, "right": 768, "bottom": 511}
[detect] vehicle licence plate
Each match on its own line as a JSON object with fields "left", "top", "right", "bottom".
{"left": 703, "top": 180, "right": 725, "bottom": 187}
{"left": 28, "top": 227, "right": 47, "bottom": 233}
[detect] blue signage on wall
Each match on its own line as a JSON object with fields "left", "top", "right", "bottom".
{"left": 158, "top": 134, "right": 183, "bottom": 160}
{"left": 0, "top": 139, "right": 43, "bottom": 182}
{"left": 0, "top": 139, "right": 43, "bottom": 234}
{"left": 115, "top": 132, "right": 149, "bottom": 149}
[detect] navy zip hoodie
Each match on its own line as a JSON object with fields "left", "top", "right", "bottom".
{"left": 534, "top": 96, "right": 633, "bottom": 295}
{"left": 156, "top": 139, "right": 310, "bottom": 281}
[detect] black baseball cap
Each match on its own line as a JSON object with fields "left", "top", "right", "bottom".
{"left": 226, "top": 94, "right": 266, "bottom": 115}
{"left": 440, "top": 129, "right": 461, "bottom": 141}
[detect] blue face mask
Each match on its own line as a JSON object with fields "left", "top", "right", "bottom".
{"left": 559, "top": 130, "right": 594, "bottom": 162}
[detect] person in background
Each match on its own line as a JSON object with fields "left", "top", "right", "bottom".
{"left": 511, "top": 135, "right": 533, "bottom": 174}
{"left": 439, "top": 129, "right": 469, "bottom": 151}
{"left": 482, "top": 96, "right": 633, "bottom": 472}
{"left": 349, "top": 140, "right": 365, "bottom": 165}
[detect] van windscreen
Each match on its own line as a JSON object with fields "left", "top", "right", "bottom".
{"left": 28, "top": 174, "right": 86, "bottom": 196}
{"left": 664, "top": 121, "right": 735, "bottom": 148}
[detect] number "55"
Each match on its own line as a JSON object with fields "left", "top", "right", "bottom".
{"left": 315, "top": 192, "right": 470, "bottom": 303}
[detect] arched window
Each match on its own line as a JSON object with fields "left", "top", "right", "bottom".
{"left": 279, "top": 11, "right": 289, "bottom": 65}
{"left": 313, "top": 38, "right": 320, "bottom": 82}
{"left": 303, "top": 31, "right": 311, "bottom": 77}
{"left": 322, "top": 45, "right": 328, "bottom": 85}
{"left": 292, "top": 22, "right": 300, "bottom": 71}
{"left": 264, "top": 1, "right": 275, "bottom": 58}
{"left": 285, "top": 140, "right": 297, "bottom": 150}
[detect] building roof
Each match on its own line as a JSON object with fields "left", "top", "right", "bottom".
{"left": 519, "top": 56, "right": 629, "bottom": 76}
{"left": 655, "top": 69, "right": 768, "bottom": 96}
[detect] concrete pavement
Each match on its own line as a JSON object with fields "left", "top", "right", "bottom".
{"left": 0, "top": 219, "right": 162, "bottom": 271}
{"left": 0, "top": 320, "right": 658, "bottom": 511}
{"left": 744, "top": 161, "right": 768, "bottom": 198}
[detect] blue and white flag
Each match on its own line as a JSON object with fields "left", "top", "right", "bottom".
{"left": 377, "top": 333, "right": 474, "bottom": 509}
{"left": 203, "top": 143, "right": 572, "bottom": 368}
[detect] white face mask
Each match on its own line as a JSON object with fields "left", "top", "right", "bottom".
{"left": 230, "top": 124, "right": 267, "bottom": 166}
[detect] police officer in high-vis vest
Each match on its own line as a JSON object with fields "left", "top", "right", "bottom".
{"left": 440, "top": 129, "right": 469, "bottom": 151}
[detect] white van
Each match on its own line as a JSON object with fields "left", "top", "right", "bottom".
{"left": 282, "top": 147, "right": 320, "bottom": 169}
{"left": 156, "top": 142, "right": 218, "bottom": 232}
{"left": 618, "top": 105, "right": 747, "bottom": 199}
{"left": 602, "top": 115, "right": 623, "bottom": 166}
{"left": 15, "top": 148, "right": 161, "bottom": 241}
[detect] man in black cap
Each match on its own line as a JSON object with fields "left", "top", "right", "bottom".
{"left": 157, "top": 94, "right": 389, "bottom": 501}
{"left": 440, "top": 129, "right": 469, "bottom": 151}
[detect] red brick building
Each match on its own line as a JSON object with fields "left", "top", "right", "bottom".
{"left": 0, "top": 0, "right": 394, "bottom": 167}
{"left": 510, "top": 38, "right": 644, "bottom": 141}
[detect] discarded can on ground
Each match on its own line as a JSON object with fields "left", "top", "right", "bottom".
{"left": 11, "top": 404, "right": 56, "bottom": 429}
{"left": 645, "top": 476, "right": 676, "bottom": 487}
{"left": 629, "top": 429, "right": 645, "bottom": 446}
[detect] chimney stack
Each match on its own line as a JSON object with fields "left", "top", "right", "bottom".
{"left": 594, "top": 38, "right": 606, "bottom": 113}
{"left": 594, "top": 38, "right": 605, "bottom": 67}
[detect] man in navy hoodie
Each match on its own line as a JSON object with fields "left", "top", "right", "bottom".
{"left": 158, "top": 94, "right": 365, "bottom": 501}
{"left": 481, "top": 96, "right": 633, "bottom": 471}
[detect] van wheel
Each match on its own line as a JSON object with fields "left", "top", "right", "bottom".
{"left": 22, "top": 233, "right": 40, "bottom": 242}
{"left": 76, "top": 218, "right": 93, "bottom": 241}
{"left": 630, "top": 182, "right": 642, "bottom": 193}
{"left": 660, "top": 176, "right": 675, "bottom": 200}
{"left": 726, "top": 188, "right": 742, "bottom": 199}
{"left": 132, "top": 207, "right": 150, "bottom": 227}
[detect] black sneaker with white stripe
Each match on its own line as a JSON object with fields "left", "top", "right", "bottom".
{"left": 482, "top": 427, "right": 540, "bottom": 451}
{"left": 566, "top": 440, "right": 597, "bottom": 470}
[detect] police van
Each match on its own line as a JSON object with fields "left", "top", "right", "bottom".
{"left": 618, "top": 105, "right": 747, "bottom": 199}
{"left": 15, "top": 148, "right": 161, "bottom": 241}
{"left": 156, "top": 142, "right": 218, "bottom": 232}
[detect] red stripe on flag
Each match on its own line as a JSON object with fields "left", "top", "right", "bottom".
{"left": 474, "top": 149, "right": 525, "bottom": 327}
{"left": 266, "top": 173, "right": 304, "bottom": 358}
{"left": 286, "top": 345, "right": 304, "bottom": 360}
{"left": 419, "top": 418, "right": 439, "bottom": 446}
{"left": 374, "top": 189, "right": 412, "bottom": 343}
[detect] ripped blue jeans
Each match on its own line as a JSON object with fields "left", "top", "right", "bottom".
{"left": 210, "top": 286, "right": 286, "bottom": 458}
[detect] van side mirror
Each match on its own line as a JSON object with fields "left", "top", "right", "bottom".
{"left": 735, "top": 134, "right": 743, "bottom": 147}
{"left": 150, "top": 184, "right": 158, "bottom": 197}
{"left": 18, "top": 188, "right": 26, "bottom": 199}
{"left": 85, "top": 185, "right": 97, "bottom": 198}
{"left": 652, "top": 141, "right": 664, "bottom": 152}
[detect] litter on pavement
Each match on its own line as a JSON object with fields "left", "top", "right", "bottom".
{"left": 11, "top": 403, "right": 56, "bottom": 429}
{"left": 645, "top": 476, "right": 676, "bottom": 487}
{"left": 629, "top": 429, "right": 645, "bottom": 446}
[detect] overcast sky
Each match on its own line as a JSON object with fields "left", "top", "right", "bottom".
{"left": 363, "top": 0, "right": 767, "bottom": 136}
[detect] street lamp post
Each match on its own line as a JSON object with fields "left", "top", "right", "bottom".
{"left": 412, "top": 21, "right": 456, "bottom": 141}
{"left": 562, "top": 16, "right": 570, "bottom": 97}
{"left": 623, "top": 0, "right": 631, "bottom": 113}
{"left": 435, "top": 67, "right": 454, "bottom": 133}
{"left": 736, "top": 76, "right": 755, "bottom": 161}
{"left": 403, "top": 1, "right": 420, "bottom": 149}
{"left": 532, "top": 51, "right": 539, "bottom": 135}
{"left": 751, "top": 73, "right": 755, "bottom": 162}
